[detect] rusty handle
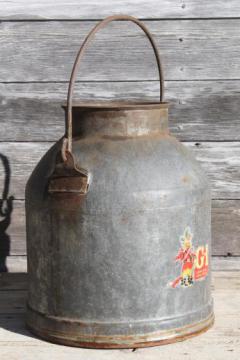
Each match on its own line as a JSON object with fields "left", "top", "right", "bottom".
{"left": 65, "top": 14, "right": 164, "bottom": 155}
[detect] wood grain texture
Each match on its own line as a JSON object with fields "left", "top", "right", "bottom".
{"left": 1, "top": 80, "right": 240, "bottom": 142}
{"left": 0, "top": 20, "right": 240, "bottom": 81}
{"left": 187, "top": 142, "right": 240, "bottom": 199}
{"left": 0, "top": 272, "right": 239, "bottom": 359}
{"left": 0, "top": 291, "right": 26, "bottom": 313}
{"left": 211, "top": 257, "right": 240, "bottom": 271}
{"left": 0, "top": 273, "right": 27, "bottom": 289}
{"left": 0, "top": 142, "right": 239, "bottom": 200}
{"left": 1, "top": 1, "right": 239, "bottom": 263}
{"left": 212, "top": 201, "right": 240, "bottom": 256}
{"left": 1, "top": 0, "right": 240, "bottom": 20}
{"left": 3, "top": 199, "right": 240, "bottom": 256}
{"left": 6, "top": 256, "right": 27, "bottom": 273}
{"left": 2, "top": 201, "right": 25, "bottom": 255}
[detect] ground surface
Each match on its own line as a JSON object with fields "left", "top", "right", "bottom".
{"left": 0, "top": 271, "right": 239, "bottom": 360}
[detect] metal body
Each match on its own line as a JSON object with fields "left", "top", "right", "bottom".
{"left": 26, "top": 16, "right": 214, "bottom": 348}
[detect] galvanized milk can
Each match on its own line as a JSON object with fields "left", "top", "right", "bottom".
{"left": 26, "top": 15, "right": 214, "bottom": 348}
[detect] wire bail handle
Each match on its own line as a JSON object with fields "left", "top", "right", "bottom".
{"left": 63, "top": 14, "right": 165, "bottom": 159}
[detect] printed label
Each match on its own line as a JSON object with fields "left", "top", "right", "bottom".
{"left": 169, "top": 227, "right": 209, "bottom": 288}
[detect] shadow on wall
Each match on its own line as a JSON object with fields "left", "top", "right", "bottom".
{"left": 0, "top": 154, "right": 14, "bottom": 273}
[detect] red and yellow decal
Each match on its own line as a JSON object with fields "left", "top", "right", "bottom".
{"left": 194, "top": 245, "right": 209, "bottom": 280}
{"left": 169, "top": 227, "right": 209, "bottom": 288}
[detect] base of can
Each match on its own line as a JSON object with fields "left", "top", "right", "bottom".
{"left": 26, "top": 305, "right": 214, "bottom": 349}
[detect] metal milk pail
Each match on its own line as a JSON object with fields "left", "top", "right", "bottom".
{"left": 26, "top": 15, "right": 214, "bottom": 348}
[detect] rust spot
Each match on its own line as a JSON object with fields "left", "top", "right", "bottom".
{"left": 121, "top": 215, "right": 129, "bottom": 224}
{"left": 48, "top": 176, "right": 89, "bottom": 195}
{"left": 102, "top": 135, "right": 133, "bottom": 141}
{"left": 181, "top": 176, "right": 190, "bottom": 183}
{"left": 27, "top": 315, "right": 214, "bottom": 349}
{"left": 49, "top": 193, "right": 86, "bottom": 212}
{"left": 26, "top": 304, "right": 214, "bottom": 349}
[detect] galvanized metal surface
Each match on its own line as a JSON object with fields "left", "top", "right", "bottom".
{"left": 26, "top": 16, "right": 213, "bottom": 348}
{"left": 26, "top": 307, "right": 214, "bottom": 348}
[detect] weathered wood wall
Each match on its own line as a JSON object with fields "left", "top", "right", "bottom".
{"left": 0, "top": 1, "right": 240, "bottom": 271}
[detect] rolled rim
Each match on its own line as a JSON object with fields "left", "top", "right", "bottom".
{"left": 62, "top": 101, "right": 169, "bottom": 111}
